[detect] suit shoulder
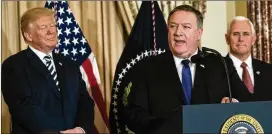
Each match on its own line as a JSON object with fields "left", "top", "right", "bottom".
{"left": 57, "top": 54, "right": 77, "bottom": 64}
{"left": 253, "top": 58, "right": 270, "bottom": 65}
{"left": 138, "top": 51, "right": 171, "bottom": 67}
{"left": 55, "top": 54, "right": 82, "bottom": 72}
{"left": 253, "top": 58, "right": 272, "bottom": 70}
{"left": 2, "top": 50, "right": 28, "bottom": 67}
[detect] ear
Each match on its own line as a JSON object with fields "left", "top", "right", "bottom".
{"left": 197, "top": 28, "right": 203, "bottom": 41}
{"left": 225, "top": 33, "right": 230, "bottom": 46}
{"left": 23, "top": 31, "right": 33, "bottom": 42}
{"left": 252, "top": 34, "right": 257, "bottom": 46}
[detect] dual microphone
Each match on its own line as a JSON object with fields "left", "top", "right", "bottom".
{"left": 191, "top": 47, "right": 233, "bottom": 103}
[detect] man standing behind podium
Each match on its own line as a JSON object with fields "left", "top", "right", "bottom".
{"left": 124, "top": 5, "right": 231, "bottom": 133}
{"left": 225, "top": 16, "right": 272, "bottom": 102}
{"left": 1, "top": 8, "right": 94, "bottom": 134}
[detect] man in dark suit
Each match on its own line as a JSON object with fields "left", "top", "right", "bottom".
{"left": 224, "top": 16, "right": 272, "bottom": 102}
{"left": 1, "top": 7, "right": 94, "bottom": 134}
{"left": 123, "top": 5, "right": 231, "bottom": 133}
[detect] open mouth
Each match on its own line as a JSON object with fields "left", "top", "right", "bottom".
{"left": 175, "top": 40, "right": 186, "bottom": 45}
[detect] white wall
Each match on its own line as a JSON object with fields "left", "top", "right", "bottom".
{"left": 201, "top": 1, "right": 229, "bottom": 56}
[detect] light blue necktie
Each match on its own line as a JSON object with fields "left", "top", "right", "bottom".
{"left": 181, "top": 60, "right": 192, "bottom": 105}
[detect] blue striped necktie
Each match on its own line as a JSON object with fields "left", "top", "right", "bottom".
{"left": 181, "top": 59, "right": 192, "bottom": 105}
{"left": 44, "top": 55, "right": 60, "bottom": 91}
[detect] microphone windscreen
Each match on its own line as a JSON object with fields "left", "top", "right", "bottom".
{"left": 191, "top": 53, "right": 202, "bottom": 63}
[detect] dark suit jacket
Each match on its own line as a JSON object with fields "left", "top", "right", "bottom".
{"left": 225, "top": 55, "right": 272, "bottom": 102}
{"left": 2, "top": 48, "right": 94, "bottom": 134}
{"left": 124, "top": 51, "right": 230, "bottom": 133}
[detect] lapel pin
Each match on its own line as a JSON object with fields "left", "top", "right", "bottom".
{"left": 200, "top": 64, "right": 205, "bottom": 68}
{"left": 59, "top": 62, "right": 62, "bottom": 66}
{"left": 256, "top": 71, "right": 260, "bottom": 75}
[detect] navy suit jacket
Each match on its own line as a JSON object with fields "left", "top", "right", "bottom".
{"left": 225, "top": 54, "right": 272, "bottom": 102}
{"left": 2, "top": 48, "right": 94, "bottom": 134}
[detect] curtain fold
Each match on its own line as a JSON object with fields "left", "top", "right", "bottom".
{"left": 248, "top": 1, "right": 272, "bottom": 63}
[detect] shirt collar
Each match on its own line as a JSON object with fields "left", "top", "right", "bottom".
{"left": 173, "top": 49, "right": 198, "bottom": 66}
{"left": 29, "top": 45, "right": 53, "bottom": 61}
{"left": 229, "top": 53, "right": 252, "bottom": 69}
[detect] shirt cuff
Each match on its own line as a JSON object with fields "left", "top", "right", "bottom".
{"left": 76, "top": 127, "right": 85, "bottom": 133}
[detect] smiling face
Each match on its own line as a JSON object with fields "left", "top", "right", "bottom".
{"left": 168, "top": 10, "right": 203, "bottom": 58}
{"left": 24, "top": 15, "right": 58, "bottom": 53}
{"left": 225, "top": 20, "right": 256, "bottom": 60}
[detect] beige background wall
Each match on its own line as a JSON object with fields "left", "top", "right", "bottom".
{"left": 202, "top": 1, "right": 247, "bottom": 56}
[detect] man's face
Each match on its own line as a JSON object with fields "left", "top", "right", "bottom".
{"left": 168, "top": 10, "right": 203, "bottom": 58}
{"left": 225, "top": 20, "right": 256, "bottom": 58}
{"left": 25, "top": 15, "right": 57, "bottom": 53}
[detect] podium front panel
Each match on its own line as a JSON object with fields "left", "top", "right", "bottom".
{"left": 182, "top": 101, "right": 272, "bottom": 133}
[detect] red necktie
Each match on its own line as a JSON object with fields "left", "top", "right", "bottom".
{"left": 240, "top": 62, "right": 254, "bottom": 93}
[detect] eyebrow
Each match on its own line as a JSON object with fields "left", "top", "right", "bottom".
{"left": 232, "top": 31, "right": 251, "bottom": 33}
{"left": 169, "top": 22, "right": 192, "bottom": 26}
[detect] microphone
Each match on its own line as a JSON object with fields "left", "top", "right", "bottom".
{"left": 201, "top": 47, "right": 233, "bottom": 103}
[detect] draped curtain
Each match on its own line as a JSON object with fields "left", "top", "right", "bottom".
{"left": 1, "top": 1, "right": 206, "bottom": 133}
{"left": 248, "top": 1, "right": 272, "bottom": 63}
{"left": 118, "top": 1, "right": 207, "bottom": 34}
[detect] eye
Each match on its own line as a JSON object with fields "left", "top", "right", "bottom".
{"left": 233, "top": 33, "right": 239, "bottom": 36}
{"left": 169, "top": 24, "right": 177, "bottom": 28}
{"left": 184, "top": 26, "right": 191, "bottom": 29}
{"left": 243, "top": 32, "right": 250, "bottom": 36}
{"left": 39, "top": 25, "right": 47, "bottom": 30}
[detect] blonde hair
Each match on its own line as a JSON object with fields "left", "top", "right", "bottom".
{"left": 21, "top": 7, "right": 55, "bottom": 37}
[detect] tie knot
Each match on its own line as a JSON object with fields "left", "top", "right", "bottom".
{"left": 43, "top": 55, "right": 51, "bottom": 60}
{"left": 44, "top": 55, "right": 51, "bottom": 61}
{"left": 240, "top": 62, "right": 247, "bottom": 68}
{"left": 181, "top": 59, "right": 190, "bottom": 68}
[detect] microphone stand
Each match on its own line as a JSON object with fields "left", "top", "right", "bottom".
{"left": 201, "top": 47, "right": 233, "bottom": 103}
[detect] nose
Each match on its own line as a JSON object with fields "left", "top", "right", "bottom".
{"left": 174, "top": 25, "right": 183, "bottom": 36}
{"left": 238, "top": 35, "right": 243, "bottom": 42}
{"left": 47, "top": 27, "right": 56, "bottom": 35}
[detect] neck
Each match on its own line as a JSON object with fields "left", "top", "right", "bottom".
{"left": 230, "top": 52, "right": 250, "bottom": 62}
{"left": 30, "top": 44, "right": 54, "bottom": 54}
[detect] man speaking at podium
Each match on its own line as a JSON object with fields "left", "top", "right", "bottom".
{"left": 224, "top": 16, "right": 272, "bottom": 102}
{"left": 123, "top": 5, "right": 234, "bottom": 133}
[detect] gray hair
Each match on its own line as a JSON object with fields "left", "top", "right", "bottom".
{"left": 227, "top": 16, "right": 255, "bottom": 35}
{"left": 168, "top": 5, "right": 203, "bottom": 29}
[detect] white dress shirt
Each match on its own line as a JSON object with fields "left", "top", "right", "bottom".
{"left": 229, "top": 53, "right": 254, "bottom": 86}
{"left": 29, "top": 45, "right": 56, "bottom": 69}
{"left": 173, "top": 50, "right": 198, "bottom": 86}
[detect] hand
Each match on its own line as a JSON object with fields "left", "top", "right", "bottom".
{"left": 60, "top": 127, "right": 84, "bottom": 133}
{"left": 221, "top": 97, "right": 239, "bottom": 103}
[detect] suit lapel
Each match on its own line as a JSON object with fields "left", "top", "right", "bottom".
{"left": 53, "top": 54, "right": 66, "bottom": 99}
{"left": 252, "top": 59, "right": 261, "bottom": 94}
{"left": 26, "top": 48, "right": 61, "bottom": 99}
{"left": 193, "top": 62, "right": 205, "bottom": 91}
{"left": 164, "top": 52, "right": 187, "bottom": 104}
